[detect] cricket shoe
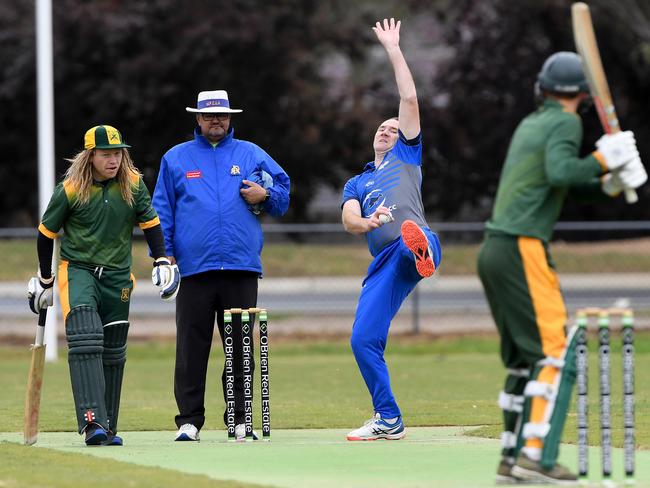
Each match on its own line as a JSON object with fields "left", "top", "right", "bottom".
{"left": 235, "top": 423, "right": 259, "bottom": 441}
{"left": 102, "top": 431, "right": 123, "bottom": 446}
{"left": 496, "top": 457, "right": 532, "bottom": 485}
{"left": 510, "top": 453, "right": 578, "bottom": 485}
{"left": 84, "top": 423, "right": 108, "bottom": 446}
{"left": 175, "top": 423, "right": 199, "bottom": 441}
{"left": 346, "top": 413, "right": 406, "bottom": 441}
{"left": 401, "top": 220, "right": 435, "bottom": 278}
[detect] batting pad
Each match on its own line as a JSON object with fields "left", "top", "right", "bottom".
{"left": 498, "top": 369, "right": 528, "bottom": 459}
{"left": 516, "top": 326, "right": 578, "bottom": 469}
{"left": 540, "top": 326, "right": 578, "bottom": 470}
{"left": 66, "top": 305, "right": 108, "bottom": 433}
{"left": 103, "top": 320, "right": 129, "bottom": 434}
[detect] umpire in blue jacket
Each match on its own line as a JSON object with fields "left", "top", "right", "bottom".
{"left": 153, "top": 90, "right": 290, "bottom": 441}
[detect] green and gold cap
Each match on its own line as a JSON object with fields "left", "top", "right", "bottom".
{"left": 84, "top": 125, "right": 131, "bottom": 150}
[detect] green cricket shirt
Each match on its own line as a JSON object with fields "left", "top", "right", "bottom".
{"left": 486, "top": 99, "right": 605, "bottom": 243}
{"left": 39, "top": 172, "right": 159, "bottom": 270}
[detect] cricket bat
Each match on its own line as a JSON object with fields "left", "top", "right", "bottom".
{"left": 24, "top": 309, "right": 47, "bottom": 445}
{"left": 572, "top": 2, "right": 638, "bottom": 204}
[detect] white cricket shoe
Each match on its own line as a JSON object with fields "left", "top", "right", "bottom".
{"left": 175, "top": 423, "right": 199, "bottom": 441}
{"left": 346, "top": 413, "right": 406, "bottom": 441}
{"left": 235, "top": 423, "right": 259, "bottom": 441}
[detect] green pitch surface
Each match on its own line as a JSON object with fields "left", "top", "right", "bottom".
{"left": 2, "top": 428, "right": 650, "bottom": 487}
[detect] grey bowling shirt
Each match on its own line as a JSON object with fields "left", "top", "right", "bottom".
{"left": 341, "top": 132, "right": 427, "bottom": 257}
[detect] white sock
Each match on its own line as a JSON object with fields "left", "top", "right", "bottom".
{"left": 521, "top": 446, "right": 541, "bottom": 461}
{"left": 382, "top": 416, "right": 398, "bottom": 424}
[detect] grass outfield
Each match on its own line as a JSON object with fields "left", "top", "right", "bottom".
{"left": 1, "top": 441, "right": 263, "bottom": 488}
{"left": 4, "top": 238, "right": 650, "bottom": 280}
{"left": 1, "top": 338, "right": 506, "bottom": 433}
{"left": 1, "top": 335, "right": 649, "bottom": 486}
{"left": 2, "top": 336, "right": 649, "bottom": 437}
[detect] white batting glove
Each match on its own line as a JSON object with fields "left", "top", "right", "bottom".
{"left": 601, "top": 173, "right": 624, "bottom": 197}
{"left": 618, "top": 157, "right": 648, "bottom": 190}
{"left": 152, "top": 258, "right": 181, "bottom": 302}
{"left": 596, "top": 131, "right": 639, "bottom": 171}
{"left": 27, "top": 273, "right": 54, "bottom": 314}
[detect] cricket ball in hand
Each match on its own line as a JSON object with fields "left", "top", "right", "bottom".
{"left": 379, "top": 214, "right": 391, "bottom": 224}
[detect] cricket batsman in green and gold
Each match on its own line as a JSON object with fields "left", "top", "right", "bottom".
{"left": 27, "top": 125, "right": 180, "bottom": 446}
{"left": 478, "top": 52, "right": 647, "bottom": 484}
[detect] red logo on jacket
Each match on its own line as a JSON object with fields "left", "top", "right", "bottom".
{"left": 186, "top": 170, "right": 202, "bottom": 179}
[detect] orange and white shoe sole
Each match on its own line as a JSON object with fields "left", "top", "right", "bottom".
{"left": 400, "top": 220, "right": 435, "bottom": 278}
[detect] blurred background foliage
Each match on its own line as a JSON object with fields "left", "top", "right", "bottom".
{"left": 2, "top": 0, "right": 649, "bottom": 225}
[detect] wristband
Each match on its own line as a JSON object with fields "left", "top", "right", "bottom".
{"left": 37, "top": 270, "right": 54, "bottom": 285}
{"left": 154, "top": 257, "right": 171, "bottom": 266}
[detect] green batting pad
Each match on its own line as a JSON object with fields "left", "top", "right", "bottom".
{"left": 66, "top": 305, "right": 107, "bottom": 432}
{"left": 541, "top": 327, "right": 578, "bottom": 470}
{"left": 103, "top": 321, "right": 129, "bottom": 433}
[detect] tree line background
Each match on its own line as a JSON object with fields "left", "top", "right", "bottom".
{"left": 2, "top": 0, "right": 650, "bottom": 226}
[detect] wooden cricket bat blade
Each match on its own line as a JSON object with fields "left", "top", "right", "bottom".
{"left": 571, "top": 2, "right": 638, "bottom": 204}
{"left": 24, "top": 343, "right": 46, "bottom": 445}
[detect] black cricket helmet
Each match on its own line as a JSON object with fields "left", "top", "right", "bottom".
{"left": 536, "top": 51, "right": 589, "bottom": 95}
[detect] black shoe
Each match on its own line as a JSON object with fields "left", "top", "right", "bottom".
{"left": 102, "top": 431, "right": 123, "bottom": 446}
{"left": 84, "top": 423, "right": 108, "bottom": 446}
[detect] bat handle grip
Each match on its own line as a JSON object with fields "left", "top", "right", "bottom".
{"left": 624, "top": 188, "right": 638, "bottom": 204}
{"left": 38, "top": 309, "right": 48, "bottom": 327}
{"left": 35, "top": 309, "right": 48, "bottom": 346}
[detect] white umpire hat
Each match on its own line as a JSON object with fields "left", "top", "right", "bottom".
{"left": 186, "top": 90, "right": 243, "bottom": 113}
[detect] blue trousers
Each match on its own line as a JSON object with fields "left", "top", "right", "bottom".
{"left": 350, "top": 228, "right": 441, "bottom": 418}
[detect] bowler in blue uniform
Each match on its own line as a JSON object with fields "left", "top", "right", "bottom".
{"left": 341, "top": 18, "right": 441, "bottom": 441}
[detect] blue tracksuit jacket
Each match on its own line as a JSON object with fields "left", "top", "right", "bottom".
{"left": 152, "top": 128, "right": 290, "bottom": 277}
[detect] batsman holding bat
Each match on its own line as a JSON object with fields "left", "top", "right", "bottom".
{"left": 28, "top": 125, "right": 180, "bottom": 446}
{"left": 478, "top": 53, "right": 647, "bottom": 484}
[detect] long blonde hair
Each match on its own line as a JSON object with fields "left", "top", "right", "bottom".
{"left": 63, "top": 148, "right": 141, "bottom": 207}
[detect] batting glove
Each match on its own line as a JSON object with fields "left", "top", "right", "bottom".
{"left": 596, "top": 131, "right": 639, "bottom": 171}
{"left": 601, "top": 173, "right": 624, "bottom": 197}
{"left": 27, "top": 273, "right": 54, "bottom": 314}
{"left": 618, "top": 157, "right": 648, "bottom": 190}
{"left": 152, "top": 257, "right": 181, "bottom": 302}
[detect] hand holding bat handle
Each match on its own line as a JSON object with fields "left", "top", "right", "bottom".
{"left": 24, "top": 308, "right": 48, "bottom": 445}
{"left": 622, "top": 179, "right": 639, "bottom": 204}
